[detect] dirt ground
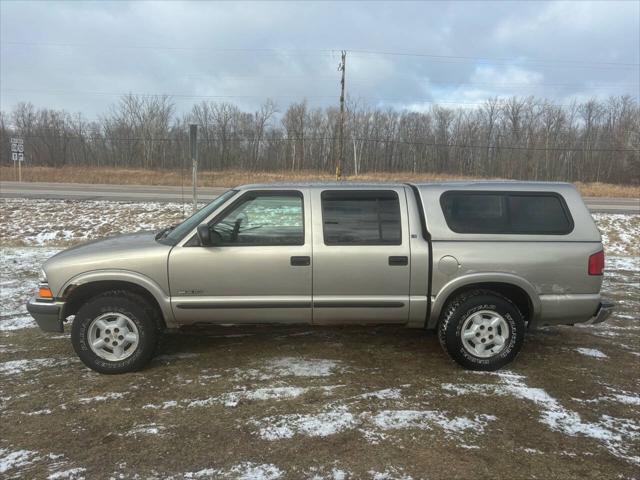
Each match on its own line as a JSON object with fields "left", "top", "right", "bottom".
{"left": 1, "top": 259, "right": 638, "bottom": 479}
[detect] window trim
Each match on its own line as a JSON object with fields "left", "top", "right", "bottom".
{"left": 439, "top": 190, "right": 574, "bottom": 235}
{"left": 320, "top": 189, "right": 403, "bottom": 246}
{"left": 188, "top": 189, "right": 306, "bottom": 247}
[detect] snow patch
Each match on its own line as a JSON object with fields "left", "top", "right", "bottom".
{"left": 0, "top": 358, "right": 69, "bottom": 375}
{"left": 232, "top": 357, "right": 343, "bottom": 381}
{"left": 124, "top": 423, "right": 166, "bottom": 437}
{"left": 593, "top": 213, "right": 640, "bottom": 256}
{"left": 142, "top": 400, "right": 179, "bottom": 410}
{"left": 22, "top": 408, "right": 53, "bottom": 416}
{"left": 442, "top": 371, "right": 640, "bottom": 465}
{"left": 370, "top": 410, "right": 496, "bottom": 435}
{"left": 358, "top": 388, "right": 403, "bottom": 400}
{"left": 254, "top": 409, "right": 357, "bottom": 440}
{"left": 78, "top": 392, "right": 128, "bottom": 404}
{"left": 368, "top": 467, "right": 413, "bottom": 480}
{"left": 47, "top": 468, "right": 86, "bottom": 479}
{"left": 0, "top": 247, "right": 61, "bottom": 331}
{"left": 188, "top": 386, "right": 309, "bottom": 408}
{"left": 252, "top": 408, "right": 495, "bottom": 443}
{"left": 184, "top": 462, "right": 283, "bottom": 479}
{"left": 576, "top": 348, "right": 608, "bottom": 359}
{"left": 0, "top": 448, "right": 39, "bottom": 474}
{"left": 263, "top": 357, "right": 342, "bottom": 378}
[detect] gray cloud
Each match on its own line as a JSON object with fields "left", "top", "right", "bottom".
{"left": 1, "top": 0, "right": 638, "bottom": 118}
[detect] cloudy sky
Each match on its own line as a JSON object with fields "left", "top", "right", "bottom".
{"left": 1, "top": 0, "right": 638, "bottom": 119}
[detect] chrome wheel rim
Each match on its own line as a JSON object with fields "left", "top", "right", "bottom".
{"left": 87, "top": 313, "right": 139, "bottom": 361}
{"left": 461, "top": 310, "right": 510, "bottom": 358}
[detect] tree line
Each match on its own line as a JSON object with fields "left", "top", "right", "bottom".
{"left": 1, "top": 94, "right": 638, "bottom": 184}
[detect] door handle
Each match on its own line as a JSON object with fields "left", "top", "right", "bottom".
{"left": 388, "top": 256, "right": 408, "bottom": 266}
{"left": 290, "top": 256, "right": 311, "bottom": 266}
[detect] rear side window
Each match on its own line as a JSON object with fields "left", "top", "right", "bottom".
{"left": 321, "top": 190, "right": 401, "bottom": 245}
{"left": 440, "top": 191, "right": 573, "bottom": 235}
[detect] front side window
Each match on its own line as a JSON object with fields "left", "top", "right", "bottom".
{"left": 321, "top": 190, "right": 402, "bottom": 245}
{"left": 440, "top": 191, "right": 573, "bottom": 235}
{"left": 211, "top": 193, "right": 304, "bottom": 246}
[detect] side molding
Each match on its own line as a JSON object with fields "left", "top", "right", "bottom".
{"left": 428, "top": 272, "right": 541, "bottom": 328}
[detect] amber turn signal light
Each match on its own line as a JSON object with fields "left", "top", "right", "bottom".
{"left": 38, "top": 285, "right": 54, "bottom": 299}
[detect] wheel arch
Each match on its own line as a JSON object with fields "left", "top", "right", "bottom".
{"left": 429, "top": 273, "right": 540, "bottom": 329}
{"left": 60, "top": 271, "right": 175, "bottom": 330}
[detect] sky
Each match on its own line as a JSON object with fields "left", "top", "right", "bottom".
{"left": 1, "top": 0, "right": 639, "bottom": 120}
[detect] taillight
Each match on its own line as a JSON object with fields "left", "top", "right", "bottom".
{"left": 588, "top": 250, "right": 605, "bottom": 276}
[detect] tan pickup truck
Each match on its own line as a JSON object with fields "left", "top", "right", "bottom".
{"left": 28, "top": 182, "right": 613, "bottom": 373}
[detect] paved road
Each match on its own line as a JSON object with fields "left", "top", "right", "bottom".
{"left": 0, "top": 181, "right": 228, "bottom": 202}
{"left": 1, "top": 181, "right": 639, "bottom": 214}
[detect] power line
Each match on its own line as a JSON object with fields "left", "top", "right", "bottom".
{"left": 347, "top": 48, "right": 640, "bottom": 68}
{"left": 3, "top": 41, "right": 638, "bottom": 68}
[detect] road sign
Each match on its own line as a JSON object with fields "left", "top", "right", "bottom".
{"left": 9, "top": 137, "right": 25, "bottom": 182}
{"left": 10, "top": 138, "right": 24, "bottom": 161}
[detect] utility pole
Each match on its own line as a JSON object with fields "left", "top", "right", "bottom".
{"left": 336, "top": 50, "right": 346, "bottom": 181}
{"left": 190, "top": 124, "right": 198, "bottom": 213}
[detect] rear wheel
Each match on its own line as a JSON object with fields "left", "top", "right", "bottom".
{"left": 438, "top": 290, "right": 525, "bottom": 371}
{"left": 71, "top": 291, "right": 159, "bottom": 374}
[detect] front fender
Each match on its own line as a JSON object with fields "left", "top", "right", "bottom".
{"left": 59, "top": 269, "right": 176, "bottom": 326}
{"left": 429, "top": 272, "right": 541, "bottom": 328}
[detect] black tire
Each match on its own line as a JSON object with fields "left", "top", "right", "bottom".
{"left": 71, "top": 291, "right": 159, "bottom": 374}
{"left": 438, "top": 289, "right": 525, "bottom": 371}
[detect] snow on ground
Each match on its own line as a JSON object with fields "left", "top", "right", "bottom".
{"left": 47, "top": 467, "right": 87, "bottom": 480}
{"left": 592, "top": 213, "right": 640, "bottom": 256}
{"left": 442, "top": 371, "right": 640, "bottom": 465}
{"left": 141, "top": 383, "right": 341, "bottom": 410}
{"left": 184, "top": 462, "right": 283, "bottom": 480}
{"left": 0, "top": 358, "right": 70, "bottom": 375}
{"left": 369, "top": 410, "right": 495, "bottom": 436}
{"left": 0, "top": 448, "right": 83, "bottom": 479}
{"left": 0, "top": 247, "right": 61, "bottom": 331}
{"left": 124, "top": 423, "right": 166, "bottom": 437}
{"left": 232, "top": 357, "right": 343, "bottom": 381}
{"left": 255, "top": 409, "right": 358, "bottom": 441}
{"left": 77, "top": 392, "right": 128, "bottom": 404}
{"left": 249, "top": 404, "right": 496, "bottom": 445}
{"left": 575, "top": 347, "right": 608, "bottom": 359}
{"left": 0, "top": 448, "right": 39, "bottom": 474}
{"left": 1, "top": 198, "right": 188, "bottom": 247}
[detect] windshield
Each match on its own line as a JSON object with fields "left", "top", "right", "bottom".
{"left": 158, "top": 189, "right": 238, "bottom": 245}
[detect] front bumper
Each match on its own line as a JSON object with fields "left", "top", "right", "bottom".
{"left": 26, "top": 297, "right": 64, "bottom": 332}
{"left": 584, "top": 300, "right": 615, "bottom": 325}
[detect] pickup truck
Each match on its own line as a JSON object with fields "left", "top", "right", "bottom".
{"left": 27, "top": 182, "right": 613, "bottom": 373}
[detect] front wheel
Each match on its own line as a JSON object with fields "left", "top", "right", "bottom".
{"left": 438, "top": 290, "right": 525, "bottom": 371}
{"left": 71, "top": 291, "right": 159, "bottom": 374}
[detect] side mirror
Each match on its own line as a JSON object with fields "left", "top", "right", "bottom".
{"left": 196, "top": 224, "right": 212, "bottom": 246}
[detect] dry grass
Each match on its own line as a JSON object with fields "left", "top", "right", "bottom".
{"left": 2, "top": 165, "right": 639, "bottom": 198}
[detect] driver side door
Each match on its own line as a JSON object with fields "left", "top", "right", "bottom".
{"left": 168, "top": 189, "right": 312, "bottom": 325}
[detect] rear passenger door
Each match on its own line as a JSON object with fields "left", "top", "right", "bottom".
{"left": 311, "top": 188, "right": 411, "bottom": 324}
